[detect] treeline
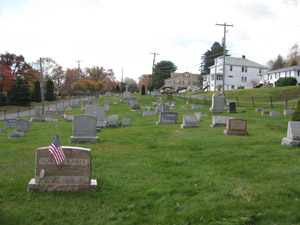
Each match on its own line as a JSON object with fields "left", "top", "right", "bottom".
{"left": 0, "top": 52, "right": 138, "bottom": 106}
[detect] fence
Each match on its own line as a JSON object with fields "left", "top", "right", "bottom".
{"left": 0, "top": 96, "right": 91, "bottom": 121}
{"left": 174, "top": 94, "right": 300, "bottom": 109}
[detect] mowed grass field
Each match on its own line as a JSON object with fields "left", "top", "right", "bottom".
{"left": 1, "top": 94, "right": 300, "bottom": 224}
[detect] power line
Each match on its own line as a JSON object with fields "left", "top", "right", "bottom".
{"left": 75, "top": 60, "right": 83, "bottom": 96}
{"left": 150, "top": 52, "right": 159, "bottom": 85}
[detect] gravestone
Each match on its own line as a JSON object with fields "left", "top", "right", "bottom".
{"left": 143, "top": 111, "right": 156, "bottom": 116}
{"left": 122, "top": 118, "right": 131, "bottom": 127}
{"left": 45, "top": 111, "right": 56, "bottom": 120}
{"left": 282, "top": 121, "right": 300, "bottom": 146}
{"left": 181, "top": 115, "right": 199, "bottom": 128}
{"left": 209, "top": 93, "right": 226, "bottom": 114}
{"left": 108, "top": 115, "right": 118, "bottom": 121}
{"left": 57, "top": 107, "right": 65, "bottom": 115}
{"left": 32, "top": 107, "right": 43, "bottom": 122}
{"left": 105, "top": 104, "right": 110, "bottom": 112}
{"left": 105, "top": 100, "right": 111, "bottom": 105}
{"left": 167, "top": 94, "right": 172, "bottom": 100}
{"left": 228, "top": 102, "right": 237, "bottom": 113}
{"left": 88, "top": 99, "right": 94, "bottom": 105}
{"left": 181, "top": 105, "right": 187, "bottom": 109}
{"left": 105, "top": 92, "right": 112, "bottom": 97}
{"left": 284, "top": 110, "right": 294, "bottom": 116}
{"left": 256, "top": 108, "right": 263, "bottom": 112}
{"left": 5, "top": 119, "right": 17, "bottom": 128}
{"left": 270, "top": 111, "right": 280, "bottom": 116}
{"left": 8, "top": 130, "right": 24, "bottom": 139}
{"left": 85, "top": 105, "right": 95, "bottom": 116}
{"left": 156, "top": 103, "right": 163, "bottom": 113}
{"left": 27, "top": 146, "right": 98, "bottom": 192}
{"left": 262, "top": 110, "right": 270, "bottom": 115}
{"left": 95, "top": 105, "right": 107, "bottom": 128}
{"left": 66, "top": 116, "right": 74, "bottom": 122}
{"left": 191, "top": 105, "right": 202, "bottom": 110}
{"left": 108, "top": 117, "right": 118, "bottom": 127}
{"left": 194, "top": 112, "right": 202, "bottom": 122}
{"left": 0, "top": 128, "right": 5, "bottom": 132}
{"left": 224, "top": 119, "right": 248, "bottom": 135}
{"left": 113, "top": 102, "right": 118, "bottom": 105}
{"left": 69, "top": 115, "right": 99, "bottom": 143}
{"left": 16, "top": 118, "right": 30, "bottom": 133}
{"left": 156, "top": 112, "right": 178, "bottom": 125}
{"left": 71, "top": 101, "right": 80, "bottom": 107}
{"left": 131, "top": 103, "right": 141, "bottom": 110}
{"left": 152, "top": 102, "right": 159, "bottom": 107}
{"left": 210, "top": 116, "right": 234, "bottom": 128}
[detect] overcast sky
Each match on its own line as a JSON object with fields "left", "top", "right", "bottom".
{"left": 0, "top": 0, "right": 299, "bottom": 82}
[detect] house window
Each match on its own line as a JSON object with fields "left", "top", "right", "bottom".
{"left": 183, "top": 80, "right": 190, "bottom": 85}
{"left": 241, "top": 76, "right": 247, "bottom": 83}
{"left": 229, "top": 75, "right": 233, "bottom": 78}
{"left": 298, "top": 71, "right": 300, "bottom": 76}
{"left": 230, "top": 66, "right": 233, "bottom": 71}
{"left": 174, "top": 80, "right": 181, "bottom": 84}
{"left": 259, "top": 68, "right": 262, "bottom": 74}
{"left": 242, "top": 67, "right": 244, "bottom": 72}
{"left": 287, "top": 71, "right": 291, "bottom": 77}
{"left": 231, "top": 85, "right": 235, "bottom": 89}
{"left": 193, "top": 81, "right": 198, "bottom": 85}
{"left": 217, "top": 75, "right": 222, "bottom": 80}
{"left": 165, "top": 80, "right": 172, "bottom": 84}
{"left": 183, "top": 74, "right": 190, "bottom": 78}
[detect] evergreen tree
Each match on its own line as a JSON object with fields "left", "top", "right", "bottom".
{"left": 32, "top": 80, "right": 41, "bottom": 102}
{"left": 0, "top": 92, "right": 7, "bottom": 106}
{"left": 153, "top": 61, "right": 177, "bottom": 89}
{"left": 45, "top": 79, "right": 54, "bottom": 101}
{"left": 292, "top": 98, "right": 300, "bottom": 121}
{"left": 116, "top": 84, "right": 120, "bottom": 92}
{"left": 271, "top": 55, "right": 285, "bottom": 70}
{"left": 291, "top": 59, "right": 298, "bottom": 66}
{"left": 8, "top": 77, "right": 30, "bottom": 106}
{"left": 200, "top": 42, "right": 230, "bottom": 75}
{"left": 141, "top": 85, "right": 145, "bottom": 95}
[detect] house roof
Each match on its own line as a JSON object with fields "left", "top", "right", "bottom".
{"left": 210, "top": 56, "right": 268, "bottom": 69}
{"left": 166, "top": 72, "right": 200, "bottom": 80}
{"left": 266, "top": 65, "right": 300, "bottom": 74}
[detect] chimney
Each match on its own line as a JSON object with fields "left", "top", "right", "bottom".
{"left": 242, "top": 55, "right": 246, "bottom": 59}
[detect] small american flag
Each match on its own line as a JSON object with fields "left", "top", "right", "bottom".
{"left": 49, "top": 134, "right": 65, "bottom": 165}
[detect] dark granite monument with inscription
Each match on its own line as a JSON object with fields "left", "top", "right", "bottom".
{"left": 27, "top": 146, "right": 98, "bottom": 192}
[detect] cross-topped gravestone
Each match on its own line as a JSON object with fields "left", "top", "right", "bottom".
{"left": 69, "top": 115, "right": 99, "bottom": 143}
{"left": 181, "top": 115, "right": 199, "bottom": 128}
{"left": 27, "top": 146, "right": 98, "bottom": 192}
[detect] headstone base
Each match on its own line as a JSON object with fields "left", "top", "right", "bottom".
{"left": 181, "top": 124, "right": 199, "bottom": 129}
{"left": 210, "top": 124, "right": 226, "bottom": 128}
{"left": 27, "top": 178, "right": 98, "bottom": 192}
{"left": 209, "top": 108, "right": 226, "bottom": 114}
{"left": 281, "top": 138, "right": 300, "bottom": 147}
{"left": 44, "top": 118, "right": 59, "bottom": 122}
{"left": 224, "top": 130, "right": 248, "bottom": 135}
{"left": 69, "top": 136, "right": 99, "bottom": 143}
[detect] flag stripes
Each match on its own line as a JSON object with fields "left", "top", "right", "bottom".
{"left": 48, "top": 134, "right": 65, "bottom": 165}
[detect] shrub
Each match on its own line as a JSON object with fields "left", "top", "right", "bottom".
{"left": 237, "top": 86, "right": 245, "bottom": 89}
{"left": 141, "top": 85, "right": 145, "bottom": 95}
{"left": 0, "top": 92, "right": 7, "bottom": 106}
{"left": 32, "top": 80, "right": 41, "bottom": 102}
{"left": 45, "top": 79, "right": 54, "bottom": 101}
{"left": 276, "top": 77, "right": 297, "bottom": 87}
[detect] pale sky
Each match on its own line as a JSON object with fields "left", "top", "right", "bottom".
{"left": 0, "top": 0, "right": 299, "bottom": 82}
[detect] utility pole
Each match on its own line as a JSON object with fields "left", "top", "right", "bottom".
{"left": 39, "top": 58, "right": 45, "bottom": 114}
{"left": 216, "top": 22, "right": 233, "bottom": 95}
{"left": 75, "top": 60, "right": 83, "bottom": 97}
{"left": 150, "top": 52, "right": 159, "bottom": 87}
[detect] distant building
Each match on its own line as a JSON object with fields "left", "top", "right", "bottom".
{"left": 162, "top": 72, "right": 200, "bottom": 90}
{"left": 203, "top": 56, "right": 268, "bottom": 91}
{"left": 260, "top": 66, "right": 300, "bottom": 86}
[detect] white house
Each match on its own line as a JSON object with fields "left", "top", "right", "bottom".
{"left": 260, "top": 66, "right": 300, "bottom": 86}
{"left": 203, "top": 56, "right": 268, "bottom": 91}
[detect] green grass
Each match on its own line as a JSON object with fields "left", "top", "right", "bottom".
{"left": 1, "top": 94, "right": 300, "bottom": 224}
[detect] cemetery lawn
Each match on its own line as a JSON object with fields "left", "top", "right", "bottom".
{"left": 1, "top": 94, "right": 300, "bottom": 224}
